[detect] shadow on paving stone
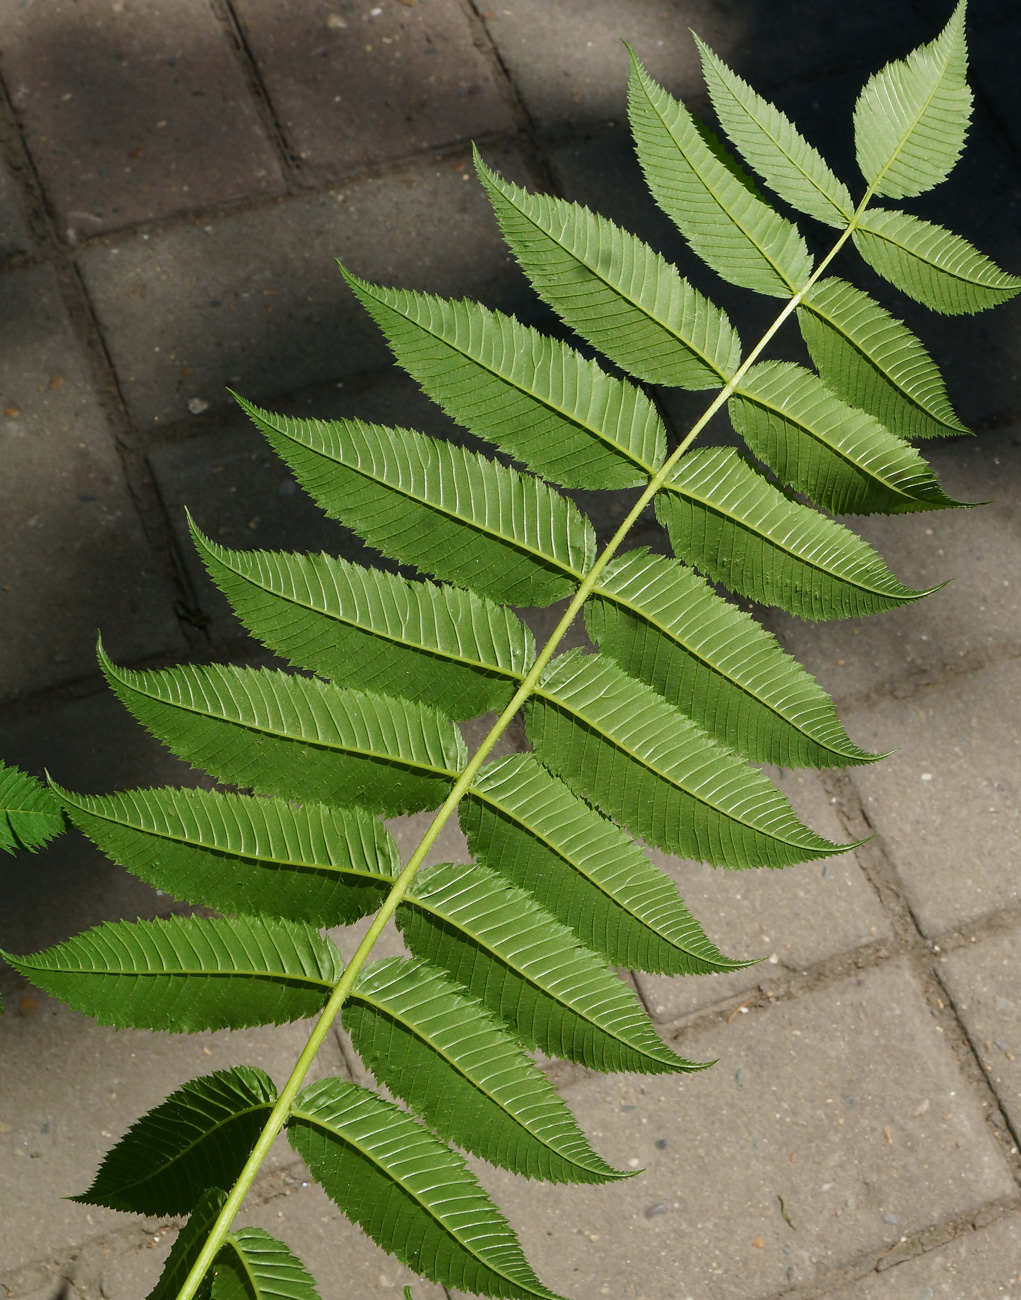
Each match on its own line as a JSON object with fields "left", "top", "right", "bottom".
{"left": 0, "top": 689, "right": 207, "bottom": 958}
{"left": 0, "top": 0, "right": 284, "bottom": 240}
{"left": 233, "top": 0, "right": 515, "bottom": 177}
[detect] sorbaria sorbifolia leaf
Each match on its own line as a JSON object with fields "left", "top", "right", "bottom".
{"left": 3, "top": 6, "right": 1014, "bottom": 1297}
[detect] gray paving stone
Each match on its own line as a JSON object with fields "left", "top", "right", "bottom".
{"left": 454, "top": 962, "right": 1013, "bottom": 1300}
{"left": 0, "top": 265, "right": 184, "bottom": 702}
{"left": 0, "top": 159, "right": 32, "bottom": 262}
{"left": 940, "top": 927, "right": 1021, "bottom": 1138}
{"left": 147, "top": 367, "right": 469, "bottom": 644}
{"left": 727, "top": 2, "right": 934, "bottom": 90}
{"left": 484, "top": 0, "right": 927, "bottom": 139}
{"left": 78, "top": 145, "right": 535, "bottom": 427}
{"left": 637, "top": 769, "right": 889, "bottom": 1022}
{"left": 825, "top": 1211, "right": 1021, "bottom": 1300}
{"left": 845, "top": 657, "right": 1021, "bottom": 939}
{"left": 0, "top": 688, "right": 210, "bottom": 957}
{"left": 0, "top": 0, "right": 283, "bottom": 241}
{"left": 0, "top": 989, "right": 346, "bottom": 1275}
{"left": 235, "top": 0, "right": 514, "bottom": 174}
{"left": 477, "top": 0, "right": 723, "bottom": 138}
{"left": 761, "top": 425, "right": 1021, "bottom": 704}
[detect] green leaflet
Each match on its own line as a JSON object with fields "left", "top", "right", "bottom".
{"left": 72, "top": 1067, "right": 277, "bottom": 1216}
{"left": 343, "top": 270, "right": 664, "bottom": 488}
{"left": 146, "top": 1189, "right": 224, "bottom": 1300}
{"left": 288, "top": 1078, "right": 566, "bottom": 1300}
{"left": 475, "top": 152, "right": 741, "bottom": 388}
{"left": 2, "top": 914, "right": 342, "bottom": 1032}
{"left": 585, "top": 551, "right": 877, "bottom": 768}
{"left": 854, "top": 0, "right": 970, "bottom": 200}
{"left": 798, "top": 277, "right": 969, "bottom": 439}
{"left": 0, "top": 760, "right": 64, "bottom": 854}
{"left": 191, "top": 523, "right": 533, "bottom": 721}
{"left": 399, "top": 862, "right": 703, "bottom": 1074}
{"left": 100, "top": 649, "right": 463, "bottom": 816}
{"left": 462, "top": 752, "right": 747, "bottom": 974}
{"left": 627, "top": 49, "right": 813, "bottom": 297}
{"left": 695, "top": 36, "right": 853, "bottom": 227}
{"left": 237, "top": 396, "right": 592, "bottom": 607}
{"left": 529, "top": 650, "right": 847, "bottom": 870}
{"left": 54, "top": 783, "right": 396, "bottom": 927}
{"left": 853, "top": 208, "right": 1021, "bottom": 315}
{"left": 346, "top": 955, "right": 625, "bottom": 1183}
{"left": 211, "top": 1228, "right": 321, "bottom": 1300}
{"left": 729, "top": 360, "right": 966, "bottom": 516}
{"left": 655, "top": 446, "right": 936, "bottom": 619}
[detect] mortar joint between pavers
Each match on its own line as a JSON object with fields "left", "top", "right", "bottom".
{"left": 210, "top": 0, "right": 308, "bottom": 188}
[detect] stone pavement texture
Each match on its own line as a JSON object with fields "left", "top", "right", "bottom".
{"left": 0, "top": 2, "right": 1018, "bottom": 1298}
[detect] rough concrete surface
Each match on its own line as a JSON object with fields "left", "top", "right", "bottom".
{"left": 0, "top": 2, "right": 1019, "bottom": 1299}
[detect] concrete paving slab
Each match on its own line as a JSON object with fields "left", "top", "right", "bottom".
{"left": 0, "top": 265, "right": 184, "bottom": 702}
{"left": 147, "top": 366, "right": 469, "bottom": 644}
{"left": 825, "top": 1210, "right": 1021, "bottom": 1299}
{"left": 761, "top": 424, "right": 1021, "bottom": 704}
{"left": 0, "top": 688, "right": 211, "bottom": 957}
{"left": 454, "top": 961, "right": 1014, "bottom": 1300}
{"left": 845, "top": 657, "right": 1021, "bottom": 939}
{"left": 78, "top": 144, "right": 535, "bottom": 427}
{"left": 236, "top": 0, "right": 514, "bottom": 174}
{"left": 940, "top": 926, "right": 1021, "bottom": 1139}
{"left": 637, "top": 769, "right": 889, "bottom": 1021}
{"left": 478, "top": 0, "right": 727, "bottom": 139}
{"left": 0, "top": 0, "right": 283, "bottom": 241}
{"left": 0, "top": 989, "right": 346, "bottom": 1276}
{"left": 485, "top": 1, "right": 929, "bottom": 140}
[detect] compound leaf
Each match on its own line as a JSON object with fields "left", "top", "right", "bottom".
{"left": 656, "top": 446, "right": 937, "bottom": 619}
{"left": 54, "top": 783, "right": 396, "bottom": 927}
{"left": 627, "top": 48, "right": 813, "bottom": 297}
{"left": 191, "top": 524, "right": 532, "bottom": 721}
{"left": 399, "top": 862, "right": 703, "bottom": 1074}
{"left": 798, "top": 276, "right": 969, "bottom": 439}
{"left": 476, "top": 153, "right": 741, "bottom": 388}
{"left": 288, "top": 1078, "right": 567, "bottom": 1300}
{"left": 528, "top": 650, "right": 847, "bottom": 869}
{"left": 100, "top": 650, "right": 462, "bottom": 816}
{"left": 237, "top": 397, "right": 592, "bottom": 607}
{"left": 695, "top": 36, "right": 853, "bottom": 226}
{"left": 463, "top": 752, "right": 746, "bottom": 974}
{"left": 72, "top": 1067, "right": 277, "bottom": 1216}
{"left": 853, "top": 208, "right": 1021, "bottom": 315}
{"left": 0, "top": 760, "right": 64, "bottom": 854}
{"left": 346, "top": 955, "right": 626, "bottom": 1184}
{"left": 854, "top": 0, "right": 971, "bottom": 199}
{"left": 585, "top": 550, "right": 878, "bottom": 768}
{"left": 729, "top": 360, "right": 967, "bottom": 515}
{"left": 344, "top": 270, "right": 664, "bottom": 488}
{"left": 3, "top": 914, "right": 342, "bottom": 1032}
{"left": 212, "top": 1228, "right": 321, "bottom": 1300}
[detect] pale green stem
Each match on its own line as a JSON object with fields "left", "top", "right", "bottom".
{"left": 174, "top": 198, "right": 872, "bottom": 1300}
